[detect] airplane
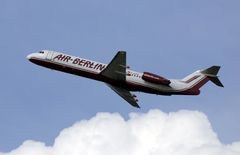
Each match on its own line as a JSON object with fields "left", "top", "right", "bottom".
{"left": 27, "top": 50, "right": 223, "bottom": 108}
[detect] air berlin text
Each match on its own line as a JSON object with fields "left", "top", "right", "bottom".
{"left": 53, "top": 54, "right": 106, "bottom": 71}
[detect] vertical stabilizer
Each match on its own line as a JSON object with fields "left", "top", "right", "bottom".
{"left": 180, "top": 66, "right": 223, "bottom": 95}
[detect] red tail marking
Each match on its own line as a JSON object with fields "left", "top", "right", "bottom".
{"left": 184, "top": 75, "right": 201, "bottom": 83}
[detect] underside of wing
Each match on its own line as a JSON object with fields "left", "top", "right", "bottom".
{"left": 107, "top": 84, "right": 140, "bottom": 108}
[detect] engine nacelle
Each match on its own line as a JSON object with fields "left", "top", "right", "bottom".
{"left": 142, "top": 72, "right": 171, "bottom": 86}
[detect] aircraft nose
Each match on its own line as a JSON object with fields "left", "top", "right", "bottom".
{"left": 26, "top": 54, "right": 33, "bottom": 60}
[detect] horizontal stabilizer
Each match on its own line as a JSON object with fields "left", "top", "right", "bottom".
{"left": 201, "top": 66, "right": 220, "bottom": 75}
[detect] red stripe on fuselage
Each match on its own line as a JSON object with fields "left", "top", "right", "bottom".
{"left": 183, "top": 75, "right": 201, "bottom": 83}
{"left": 29, "top": 57, "right": 209, "bottom": 96}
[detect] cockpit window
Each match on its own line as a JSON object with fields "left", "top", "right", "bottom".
{"left": 39, "top": 51, "right": 44, "bottom": 54}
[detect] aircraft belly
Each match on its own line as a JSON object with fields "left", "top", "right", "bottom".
{"left": 125, "top": 79, "right": 172, "bottom": 95}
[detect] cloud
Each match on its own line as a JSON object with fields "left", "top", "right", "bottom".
{"left": 1, "top": 109, "right": 240, "bottom": 155}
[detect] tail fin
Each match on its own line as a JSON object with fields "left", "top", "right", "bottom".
{"left": 201, "top": 66, "right": 224, "bottom": 87}
{"left": 180, "top": 66, "right": 223, "bottom": 95}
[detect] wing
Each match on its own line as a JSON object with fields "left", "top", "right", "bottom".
{"left": 100, "top": 51, "right": 126, "bottom": 81}
{"left": 101, "top": 51, "right": 139, "bottom": 108}
{"left": 107, "top": 84, "right": 140, "bottom": 108}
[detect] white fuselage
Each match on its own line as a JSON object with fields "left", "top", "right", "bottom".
{"left": 27, "top": 50, "right": 208, "bottom": 95}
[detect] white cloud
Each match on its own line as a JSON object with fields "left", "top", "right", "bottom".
{"left": 1, "top": 109, "right": 240, "bottom": 155}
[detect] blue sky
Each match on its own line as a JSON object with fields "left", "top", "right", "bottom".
{"left": 0, "top": 0, "right": 239, "bottom": 152}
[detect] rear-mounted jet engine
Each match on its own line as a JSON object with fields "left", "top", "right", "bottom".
{"left": 142, "top": 72, "right": 171, "bottom": 86}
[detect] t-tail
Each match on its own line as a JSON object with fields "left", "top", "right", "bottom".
{"left": 201, "top": 66, "right": 224, "bottom": 87}
{"left": 180, "top": 66, "right": 223, "bottom": 95}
